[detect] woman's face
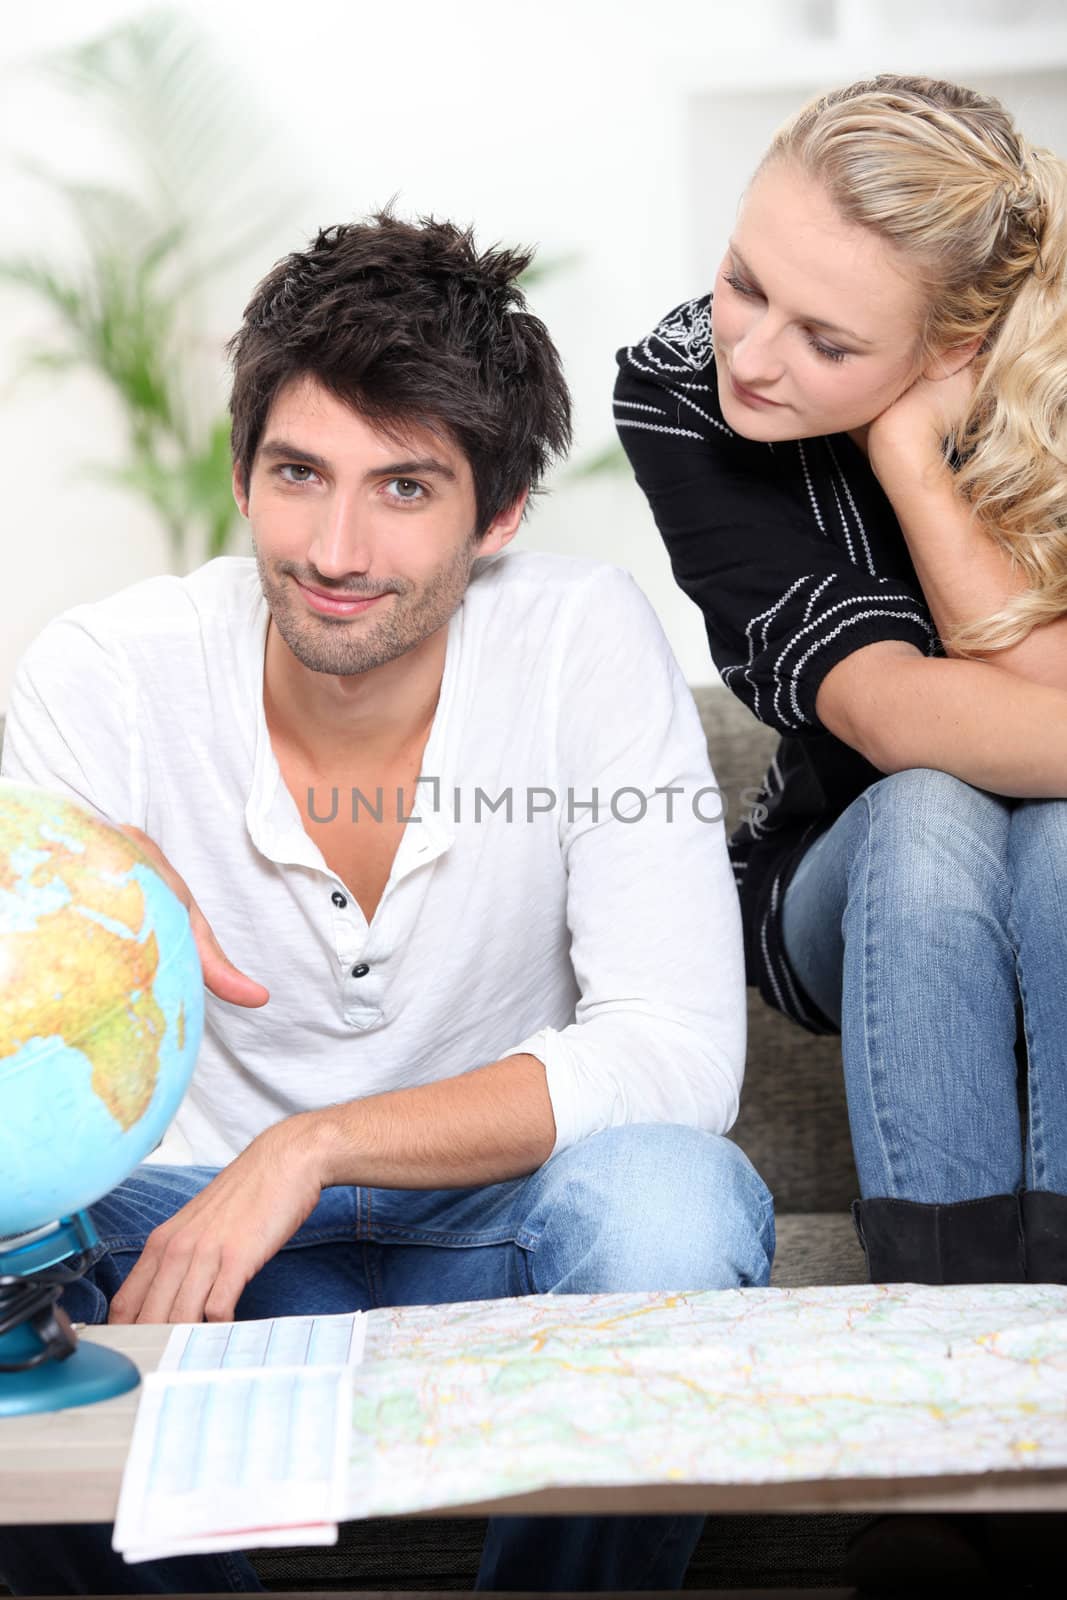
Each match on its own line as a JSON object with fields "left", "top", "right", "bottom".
{"left": 711, "top": 160, "right": 927, "bottom": 444}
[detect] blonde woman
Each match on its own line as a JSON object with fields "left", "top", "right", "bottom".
{"left": 615, "top": 74, "right": 1067, "bottom": 1285}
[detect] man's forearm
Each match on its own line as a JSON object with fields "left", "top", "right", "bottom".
{"left": 873, "top": 442, "right": 1067, "bottom": 690}
{"left": 280, "top": 1052, "right": 557, "bottom": 1191}
{"left": 109, "top": 1055, "right": 556, "bottom": 1325}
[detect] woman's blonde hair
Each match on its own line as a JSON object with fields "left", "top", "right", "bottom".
{"left": 763, "top": 73, "right": 1067, "bottom": 657}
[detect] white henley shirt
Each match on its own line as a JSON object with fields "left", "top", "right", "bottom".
{"left": 1, "top": 550, "right": 746, "bottom": 1168}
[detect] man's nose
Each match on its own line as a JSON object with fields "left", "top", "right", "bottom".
{"left": 308, "top": 492, "right": 373, "bottom": 578}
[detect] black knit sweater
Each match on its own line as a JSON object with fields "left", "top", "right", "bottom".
{"left": 615, "top": 295, "right": 944, "bottom": 1035}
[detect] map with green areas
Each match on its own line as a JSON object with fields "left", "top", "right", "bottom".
{"left": 344, "top": 1284, "right": 1067, "bottom": 1516}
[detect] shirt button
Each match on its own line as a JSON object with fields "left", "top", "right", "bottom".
{"left": 331, "top": 891, "right": 347, "bottom": 908}
{"left": 351, "top": 963, "right": 370, "bottom": 979}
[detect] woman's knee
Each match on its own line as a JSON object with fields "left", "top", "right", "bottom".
{"left": 866, "top": 767, "right": 1008, "bottom": 846}
{"left": 526, "top": 1125, "right": 774, "bottom": 1295}
{"left": 857, "top": 768, "right": 1012, "bottom": 916}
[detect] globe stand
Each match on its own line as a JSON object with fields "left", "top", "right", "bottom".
{"left": 0, "top": 1213, "right": 140, "bottom": 1417}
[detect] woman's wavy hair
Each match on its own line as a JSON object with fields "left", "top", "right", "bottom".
{"left": 763, "top": 73, "right": 1067, "bottom": 656}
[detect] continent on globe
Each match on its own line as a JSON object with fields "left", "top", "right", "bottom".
{"left": 0, "top": 781, "right": 204, "bottom": 1236}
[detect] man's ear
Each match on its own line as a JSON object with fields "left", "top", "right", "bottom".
{"left": 922, "top": 335, "right": 984, "bottom": 382}
{"left": 232, "top": 463, "right": 250, "bottom": 519}
{"left": 476, "top": 490, "right": 528, "bottom": 557}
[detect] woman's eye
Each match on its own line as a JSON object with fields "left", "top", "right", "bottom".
{"left": 724, "top": 267, "right": 849, "bottom": 363}
{"left": 808, "top": 338, "right": 848, "bottom": 364}
{"left": 386, "top": 478, "right": 425, "bottom": 502}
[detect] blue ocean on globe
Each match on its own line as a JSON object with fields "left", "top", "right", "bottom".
{"left": 0, "top": 782, "right": 204, "bottom": 1236}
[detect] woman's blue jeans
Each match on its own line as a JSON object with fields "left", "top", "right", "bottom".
{"left": 780, "top": 767, "right": 1067, "bottom": 1202}
{"left": 0, "top": 1123, "right": 773, "bottom": 1595}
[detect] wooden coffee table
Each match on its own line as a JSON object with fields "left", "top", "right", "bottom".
{"left": 3, "top": 1323, "right": 1067, "bottom": 1527}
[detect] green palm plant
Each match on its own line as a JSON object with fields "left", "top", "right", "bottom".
{"left": 0, "top": 9, "right": 287, "bottom": 571}
{"left": 1, "top": 8, "right": 622, "bottom": 570}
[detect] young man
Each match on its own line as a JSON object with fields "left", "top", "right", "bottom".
{"left": 0, "top": 214, "right": 773, "bottom": 1594}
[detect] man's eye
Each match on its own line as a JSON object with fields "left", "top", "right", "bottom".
{"left": 278, "top": 464, "right": 316, "bottom": 483}
{"left": 386, "top": 478, "right": 425, "bottom": 502}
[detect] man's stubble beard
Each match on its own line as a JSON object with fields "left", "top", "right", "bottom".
{"left": 254, "top": 538, "right": 478, "bottom": 677}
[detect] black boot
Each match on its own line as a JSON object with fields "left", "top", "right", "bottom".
{"left": 846, "top": 1194, "right": 1026, "bottom": 1594}
{"left": 1020, "top": 1190, "right": 1067, "bottom": 1283}
{"left": 851, "top": 1194, "right": 1025, "bottom": 1284}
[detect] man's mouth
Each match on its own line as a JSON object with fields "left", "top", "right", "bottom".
{"left": 296, "top": 579, "right": 389, "bottom": 617}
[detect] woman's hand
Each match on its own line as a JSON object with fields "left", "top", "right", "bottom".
{"left": 866, "top": 362, "right": 979, "bottom": 480}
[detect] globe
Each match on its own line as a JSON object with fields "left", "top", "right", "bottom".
{"left": 0, "top": 780, "right": 203, "bottom": 1238}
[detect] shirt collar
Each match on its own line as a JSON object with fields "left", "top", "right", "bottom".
{"left": 244, "top": 591, "right": 463, "bottom": 879}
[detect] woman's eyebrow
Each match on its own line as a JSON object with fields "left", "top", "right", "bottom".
{"left": 727, "top": 243, "right": 875, "bottom": 346}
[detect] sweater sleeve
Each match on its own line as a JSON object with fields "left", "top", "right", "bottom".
{"left": 614, "top": 296, "right": 939, "bottom": 737}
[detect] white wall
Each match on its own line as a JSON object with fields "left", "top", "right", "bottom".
{"left": 2, "top": 0, "right": 1066, "bottom": 708}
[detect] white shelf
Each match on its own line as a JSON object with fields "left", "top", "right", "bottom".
{"left": 671, "top": 23, "right": 1067, "bottom": 94}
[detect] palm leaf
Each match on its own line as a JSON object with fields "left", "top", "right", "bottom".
{"left": 0, "top": 258, "right": 83, "bottom": 322}
{"left": 1, "top": 6, "right": 294, "bottom": 569}
{"left": 39, "top": 11, "right": 292, "bottom": 255}
{"left": 519, "top": 250, "right": 582, "bottom": 288}
{"left": 570, "top": 441, "right": 630, "bottom": 479}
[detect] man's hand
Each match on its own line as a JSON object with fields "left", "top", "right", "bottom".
{"left": 108, "top": 1119, "right": 324, "bottom": 1324}
{"left": 116, "top": 824, "right": 269, "bottom": 1008}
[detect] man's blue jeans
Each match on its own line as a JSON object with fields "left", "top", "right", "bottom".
{"left": 780, "top": 768, "right": 1067, "bottom": 1202}
{"left": 0, "top": 1123, "right": 774, "bottom": 1594}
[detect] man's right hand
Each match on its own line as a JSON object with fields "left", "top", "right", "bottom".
{"left": 116, "top": 824, "right": 270, "bottom": 1008}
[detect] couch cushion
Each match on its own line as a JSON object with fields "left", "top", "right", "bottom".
{"left": 692, "top": 687, "right": 859, "bottom": 1215}
{"left": 771, "top": 1213, "right": 866, "bottom": 1288}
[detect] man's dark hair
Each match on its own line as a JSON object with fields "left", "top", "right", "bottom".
{"left": 227, "top": 211, "right": 573, "bottom": 534}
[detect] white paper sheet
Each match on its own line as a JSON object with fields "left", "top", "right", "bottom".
{"left": 113, "top": 1313, "right": 364, "bottom": 1562}
{"left": 114, "top": 1365, "right": 353, "bottom": 1562}
{"left": 157, "top": 1310, "right": 366, "bottom": 1373}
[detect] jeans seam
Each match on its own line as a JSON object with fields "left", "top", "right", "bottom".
{"left": 362, "top": 1241, "right": 382, "bottom": 1308}
{"left": 1008, "top": 876, "right": 1045, "bottom": 1191}
{"left": 515, "top": 1236, "right": 537, "bottom": 1295}
{"left": 100, "top": 1227, "right": 360, "bottom": 1253}
{"left": 362, "top": 1225, "right": 529, "bottom": 1248}
{"left": 857, "top": 787, "right": 898, "bottom": 1198}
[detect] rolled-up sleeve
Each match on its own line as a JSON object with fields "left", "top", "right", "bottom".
{"left": 499, "top": 566, "right": 746, "bottom": 1155}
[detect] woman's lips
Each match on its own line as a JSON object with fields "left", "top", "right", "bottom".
{"left": 297, "top": 580, "right": 388, "bottom": 617}
{"left": 727, "top": 369, "right": 784, "bottom": 409}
